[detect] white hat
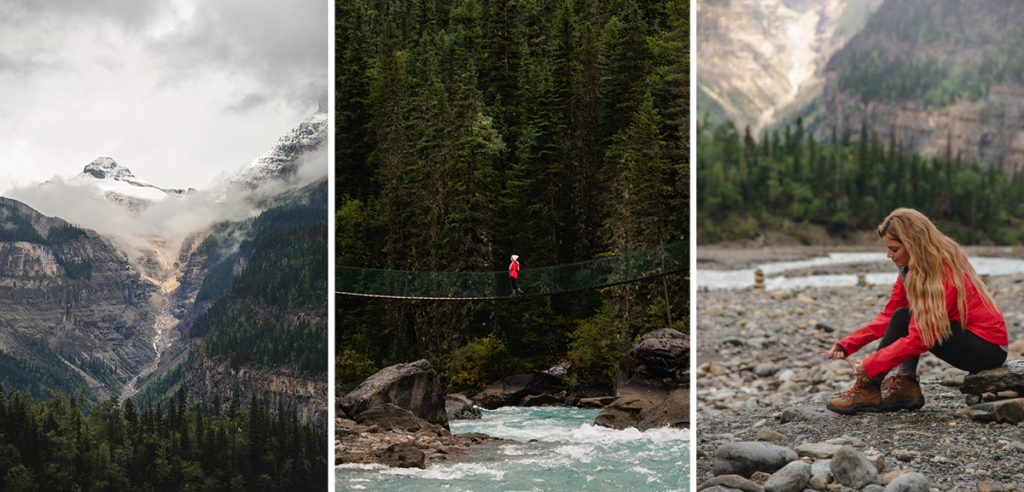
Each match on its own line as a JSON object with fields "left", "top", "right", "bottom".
{"left": 512, "top": 255, "right": 519, "bottom": 261}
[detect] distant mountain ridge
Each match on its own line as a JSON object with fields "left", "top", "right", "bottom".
{"left": 817, "top": 0, "right": 1024, "bottom": 174}
{"left": 697, "top": 0, "right": 882, "bottom": 134}
{"left": 228, "top": 110, "right": 327, "bottom": 196}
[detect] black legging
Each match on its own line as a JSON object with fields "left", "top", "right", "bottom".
{"left": 510, "top": 276, "right": 519, "bottom": 292}
{"left": 871, "top": 307, "right": 1006, "bottom": 381}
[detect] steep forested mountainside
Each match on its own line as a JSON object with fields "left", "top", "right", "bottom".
{"left": 185, "top": 181, "right": 328, "bottom": 428}
{"left": 818, "top": 0, "right": 1024, "bottom": 173}
{"left": 697, "top": 0, "right": 882, "bottom": 134}
{"left": 338, "top": 0, "right": 689, "bottom": 389}
{"left": 0, "top": 198, "right": 157, "bottom": 403}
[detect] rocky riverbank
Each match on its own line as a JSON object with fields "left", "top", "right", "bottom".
{"left": 696, "top": 263, "right": 1024, "bottom": 490}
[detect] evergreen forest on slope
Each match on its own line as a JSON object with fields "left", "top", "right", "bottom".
{"left": 829, "top": 0, "right": 1024, "bottom": 110}
{"left": 337, "top": 0, "right": 690, "bottom": 390}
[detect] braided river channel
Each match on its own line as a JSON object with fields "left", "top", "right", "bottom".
{"left": 335, "top": 406, "right": 690, "bottom": 491}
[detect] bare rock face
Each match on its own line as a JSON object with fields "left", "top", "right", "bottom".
{"left": 340, "top": 359, "right": 449, "bottom": 429}
{"left": 596, "top": 328, "right": 690, "bottom": 430}
{"left": 698, "top": 0, "right": 882, "bottom": 132}
{"left": 187, "top": 338, "right": 328, "bottom": 428}
{"left": 818, "top": 79, "right": 1024, "bottom": 174}
{"left": 0, "top": 197, "right": 159, "bottom": 399}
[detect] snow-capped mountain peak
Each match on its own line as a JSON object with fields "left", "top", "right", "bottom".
{"left": 80, "top": 157, "right": 145, "bottom": 184}
{"left": 59, "top": 157, "right": 193, "bottom": 213}
{"left": 227, "top": 110, "right": 327, "bottom": 196}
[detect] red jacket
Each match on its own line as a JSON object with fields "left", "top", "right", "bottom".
{"left": 509, "top": 261, "right": 519, "bottom": 278}
{"left": 838, "top": 263, "right": 1007, "bottom": 378}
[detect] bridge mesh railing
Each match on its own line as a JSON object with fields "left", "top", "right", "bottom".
{"left": 337, "top": 241, "right": 689, "bottom": 299}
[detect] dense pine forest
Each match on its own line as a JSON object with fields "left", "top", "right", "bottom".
{"left": 338, "top": 0, "right": 690, "bottom": 389}
{"left": 0, "top": 386, "right": 327, "bottom": 491}
{"left": 697, "top": 118, "right": 1024, "bottom": 244}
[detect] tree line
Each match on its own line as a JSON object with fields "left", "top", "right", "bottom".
{"left": 698, "top": 117, "right": 1024, "bottom": 244}
{"left": 0, "top": 386, "right": 327, "bottom": 491}
{"left": 338, "top": 0, "right": 690, "bottom": 390}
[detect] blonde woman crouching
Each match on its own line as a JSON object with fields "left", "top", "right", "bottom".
{"left": 826, "top": 208, "right": 1008, "bottom": 414}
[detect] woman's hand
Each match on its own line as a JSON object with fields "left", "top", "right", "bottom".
{"left": 826, "top": 344, "right": 846, "bottom": 360}
{"left": 854, "top": 360, "right": 867, "bottom": 379}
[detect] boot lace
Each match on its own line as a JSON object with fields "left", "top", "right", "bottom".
{"left": 838, "top": 378, "right": 865, "bottom": 401}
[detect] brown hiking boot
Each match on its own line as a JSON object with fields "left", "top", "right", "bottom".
{"left": 826, "top": 377, "right": 882, "bottom": 415}
{"left": 881, "top": 374, "right": 924, "bottom": 411}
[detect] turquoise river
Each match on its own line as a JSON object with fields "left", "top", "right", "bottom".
{"left": 335, "top": 406, "right": 690, "bottom": 491}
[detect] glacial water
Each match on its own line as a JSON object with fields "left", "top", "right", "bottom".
{"left": 696, "top": 253, "right": 1024, "bottom": 291}
{"left": 335, "top": 406, "right": 690, "bottom": 491}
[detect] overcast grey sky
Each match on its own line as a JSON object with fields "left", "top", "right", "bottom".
{"left": 0, "top": 0, "right": 328, "bottom": 193}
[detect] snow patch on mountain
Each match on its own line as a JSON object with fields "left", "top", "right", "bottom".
{"left": 227, "top": 111, "right": 327, "bottom": 197}
{"left": 52, "top": 157, "right": 194, "bottom": 212}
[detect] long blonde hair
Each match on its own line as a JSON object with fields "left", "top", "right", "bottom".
{"left": 877, "top": 208, "right": 998, "bottom": 346}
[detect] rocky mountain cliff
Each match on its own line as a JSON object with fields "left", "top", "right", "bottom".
{"left": 819, "top": 78, "right": 1024, "bottom": 172}
{"left": 698, "top": 0, "right": 882, "bottom": 133}
{"left": 188, "top": 338, "right": 327, "bottom": 428}
{"left": 1, "top": 112, "right": 327, "bottom": 426}
{"left": 0, "top": 197, "right": 159, "bottom": 401}
{"left": 228, "top": 111, "right": 327, "bottom": 197}
{"left": 815, "top": 0, "right": 1024, "bottom": 174}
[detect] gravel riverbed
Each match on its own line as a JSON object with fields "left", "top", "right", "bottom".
{"left": 696, "top": 247, "right": 1024, "bottom": 490}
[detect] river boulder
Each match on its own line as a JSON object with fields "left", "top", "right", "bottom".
{"left": 471, "top": 371, "right": 565, "bottom": 409}
{"left": 446, "top": 394, "right": 482, "bottom": 420}
{"left": 339, "top": 359, "right": 449, "bottom": 429}
{"left": 596, "top": 328, "right": 690, "bottom": 430}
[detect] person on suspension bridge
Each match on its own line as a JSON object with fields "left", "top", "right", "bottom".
{"left": 509, "top": 254, "right": 523, "bottom": 297}
{"left": 825, "top": 208, "right": 1007, "bottom": 415}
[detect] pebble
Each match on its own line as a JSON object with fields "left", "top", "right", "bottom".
{"left": 764, "top": 460, "right": 812, "bottom": 492}
{"left": 831, "top": 446, "right": 881, "bottom": 489}
{"left": 698, "top": 271, "right": 1024, "bottom": 490}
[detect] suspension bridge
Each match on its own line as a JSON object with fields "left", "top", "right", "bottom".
{"left": 337, "top": 242, "right": 689, "bottom": 300}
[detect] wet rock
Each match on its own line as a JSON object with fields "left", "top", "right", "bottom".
{"left": 881, "top": 472, "right": 929, "bottom": 492}
{"left": 713, "top": 442, "right": 799, "bottom": 478}
{"left": 829, "top": 446, "right": 880, "bottom": 489}
{"left": 472, "top": 371, "right": 564, "bottom": 409}
{"left": 577, "top": 396, "right": 617, "bottom": 408}
{"left": 969, "top": 398, "right": 1024, "bottom": 424}
{"left": 596, "top": 329, "right": 689, "bottom": 430}
{"left": 520, "top": 393, "right": 564, "bottom": 406}
{"left": 355, "top": 403, "right": 440, "bottom": 434}
{"left": 863, "top": 485, "right": 885, "bottom": 492}
{"left": 340, "top": 359, "right": 448, "bottom": 429}
{"left": 764, "top": 460, "right": 811, "bottom": 492}
{"left": 445, "top": 394, "right": 481, "bottom": 420}
{"left": 380, "top": 443, "right": 426, "bottom": 469}
{"left": 697, "top": 475, "right": 766, "bottom": 492}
